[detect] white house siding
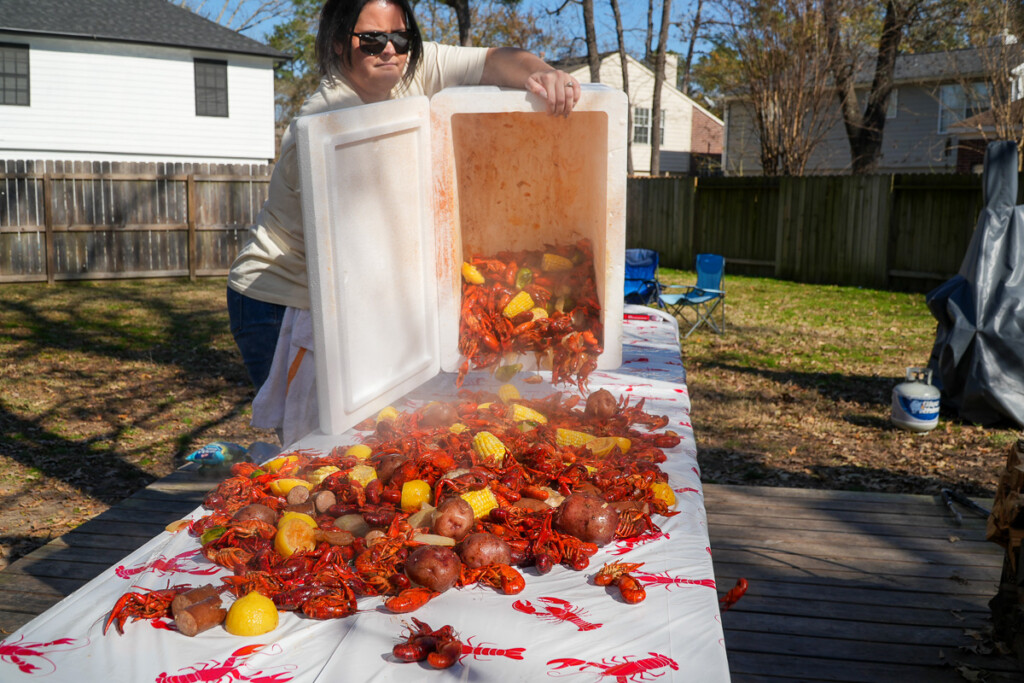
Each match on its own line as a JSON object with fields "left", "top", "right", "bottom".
{"left": 569, "top": 55, "right": 702, "bottom": 175}
{"left": 0, "top": 33, "right": 276, "bottom": 163}
{"left": 724, "top": 84, "right": 959, "bottom": 175}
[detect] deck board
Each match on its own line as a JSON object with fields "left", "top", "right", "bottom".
{"left": 1, "top": 471, "right": 1020, "bottom": 680}
{"left": 705, "top": 483, "right": 1019, "bottom": 681}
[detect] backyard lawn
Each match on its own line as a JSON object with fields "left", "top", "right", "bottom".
{"left": 0, "top": 275, "right": 1016, "bottom": 570}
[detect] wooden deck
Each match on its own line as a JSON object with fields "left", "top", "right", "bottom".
{"left": 1, "top": 471, "right": 1020, "bottom": 680}
{"left": 707, "top": 483, "right": 1020, "bottom": 682}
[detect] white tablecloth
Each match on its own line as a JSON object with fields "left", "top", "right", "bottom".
{"left": 1, "top": 306, "right": 730, "bottom": 682}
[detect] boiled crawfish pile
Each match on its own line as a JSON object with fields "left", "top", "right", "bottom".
{"left": 458, "top": 239, "right": 603, "bottom": 391}
{"left": 104, "top": 389, "right": 682, "bottom": 655}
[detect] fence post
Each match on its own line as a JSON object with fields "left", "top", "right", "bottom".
{"left": 186, "top": 173, "right": 197, "bottom": 281}
{"left": 43, "top": 174, "right": 55, "bottom": 284}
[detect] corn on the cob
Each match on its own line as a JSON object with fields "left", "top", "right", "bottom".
{"left": 502, "top": 290, "right": 534, "bottom": 318}
{"left": 349, "top": 464, "right": 377, "bottom": 486}
{"left": 541, "top": 253, "right": 574, "bottom": 272}
{"left": 460, "top": 487, "right": 499, "bottom": 518}
{"left": 556, "top": 427, "right": 596, "bottom": 447}
{"left": 449, "top": 422, "right": 469, "bottom": 434}
{"left": 512, "top": 403, "right": 548, "bottom": 424}
{"left": 498, "top": 383, "right": 521, "bottom": 403}
{"left": 472, "top": 430, "right": 507, "bottom": 463}
{"left": 307, "top": 465, "right": 340, "bottom": 486}
{"left": 461, "top": 261, "right": 486, "bottom": 284}
{"left": 345, "top": 444, "right": 372, "bottom": 460}
{"left": 476, "top": 402, "right": 493, "bottom": 412}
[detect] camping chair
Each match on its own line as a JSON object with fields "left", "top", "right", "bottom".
{"left": 659, "top": 253, "right": 726, "bottom": 338}
{"left": 624, "top": 248, "right": 662, "bottom": 305}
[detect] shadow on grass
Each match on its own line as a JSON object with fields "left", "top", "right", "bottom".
{"left": 0, "top": 282, "right": 253, "bottom": 507}
{"left": 695, "top": 359, "right": 894, "bottom": 407}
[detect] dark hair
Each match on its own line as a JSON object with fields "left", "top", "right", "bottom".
{"left": 316, "top": 0, "right": 422, "bottom": 86}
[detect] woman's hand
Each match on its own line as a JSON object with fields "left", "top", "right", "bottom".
{"left": 525, "top": 69, "right": 580, "bottom": 117}
{"left": 482, "top": 48, "right": 581, "bottom": 117}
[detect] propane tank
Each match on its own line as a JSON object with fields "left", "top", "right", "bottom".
{"left": 891, "top": 367, "right": 940, "bottom": 433}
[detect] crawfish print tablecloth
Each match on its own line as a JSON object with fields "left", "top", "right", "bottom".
{"left": 0, "top": 306, "right": 730, "bottom": 682}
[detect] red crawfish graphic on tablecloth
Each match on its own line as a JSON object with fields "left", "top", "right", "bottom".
{"left": 0, "top": 635, "right": 88, "bottom": 676}
{"left": 460, "top": 636, "right": 526, "bottom": 662}
{"left": 631, "top": 571, "right": 749, "bottom": 611}
{"left": 632, "top": 570, "right": 716, "bottom": 592}
{"left": 547, "top": 652, "right": 679, "bottom": 681}
{"left": 115, "top": 549, "right": 221, "bottom": 579}
{"left": 154, "top": 643, "right": 294, "bottom": 683}
{"left": 610, "top": 531, "right": 670, "bottom": 556}
{"left": 512, "top": 596, "right": 602, "bottom": 631}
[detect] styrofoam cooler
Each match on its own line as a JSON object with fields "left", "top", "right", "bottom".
{"left": 295, "top": 85, "right": 627, "bottom": 436}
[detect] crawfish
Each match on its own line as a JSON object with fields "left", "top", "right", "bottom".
{"left": 719, "top": 577, "right": 749, "bottom": 612}
{"left": 384, "top": 587, "right": 439, "bottom": 613}
{"left": 459, "top": 563, "right": 525, "bottom": 594}
{"left": 393, "top": 618, "right": 463, "bottom": 669}
{"left": 104, "top": 585, "right": 191, "bottom": 635}
{"left": 593, "top": 561, "right": 646, "bottom": 604}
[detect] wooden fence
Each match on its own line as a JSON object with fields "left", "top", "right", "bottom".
{"left": 0, "top": 160, "right": 272, "bottom": 283}
{"left": 626, "top": 173, "right": 991, "bottom": 292}
{"left": 0, "top": 162, "right": 994, "bottom": 292}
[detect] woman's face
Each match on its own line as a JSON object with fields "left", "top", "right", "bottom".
{"left": 337, "top": 0, "right": 408, "bottom": 102}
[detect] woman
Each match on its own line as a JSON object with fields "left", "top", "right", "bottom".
{"left": 227, "top": 0, "right": 580, "bottom": 393}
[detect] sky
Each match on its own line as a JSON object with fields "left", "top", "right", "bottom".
{"left": 240, "top": 0, "right": 707, "bottom": 62}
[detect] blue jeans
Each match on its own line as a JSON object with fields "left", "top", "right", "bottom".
{"left": 227, "top": 287, "right": 286, "bottom": 392}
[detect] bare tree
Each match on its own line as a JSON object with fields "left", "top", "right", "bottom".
{"left": 609, "top": 0, "right": 634, "bottom": 174}
{"left": 581, "top": 0, "right": 602, "bottom": 82}
{"left": 442, "top": 0, "right": 474, "bottom": 46}
{"left": 177, "top": 0, "right": 290, "bottom": 33}
{"left": 709, "top": 0, "right": 839, "bottom": 175}
{"left": 823, "top": 0, "right": 922, "bottom": 174}
{"left": 646, "top": 0, "right": 656, "bottom": 63}
{"left": 945, "top": 0, "right": 1024, "bottom": 163}
{"left": 677, "top": 0, "right": 705, "bottom": 95}
{"left": 650, "top": 0, "right": 673, "bottom": 175}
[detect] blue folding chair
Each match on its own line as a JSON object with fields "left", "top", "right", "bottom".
{"left": 659, "top": 254, "right": 726, "bottom": 338}
{"left": 624, "top": 248, "right": 662, "bottom": 305}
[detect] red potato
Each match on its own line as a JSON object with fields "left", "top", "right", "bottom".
{"left": 374, "top": 454, "right": 408, "bottom": 485}
{"left": 513, "top": 497, "right": 549, "bottom": 512}
{"left": 404, "top": 545, "right": 461, "bottom": 593}
{"left": 457, "top": 532, "right": 512, "bottom": 569}
{"left": 232, "top": 503, "right": 277, "bottom": 525}
{"left": 421, "top": 402, "right": 458, "bottom": 427}
{"left": 554, "top": 493, "right": 619, "bottom": 546}
{"left": 431, "top": 497, "right": 475, "bottom": 541}
{"left": 584, "top": 388, "right": 618, "bottom": 420}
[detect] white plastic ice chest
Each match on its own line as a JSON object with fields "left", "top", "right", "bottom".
{"left": 296, "top": 85, "right": 627, "bottom": 435}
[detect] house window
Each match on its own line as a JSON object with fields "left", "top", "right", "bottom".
{"left": 938, "top": 83, "right": 989, "bottom": 133}
{"left": 0, "top": 43, "right": 30, "bottom": 106}
{"left": 886, "top": 88, "right": 898, "bottom": 119}
{"left": 195, "top": 59, "right": 228, "bottom": 117}
{"left": 632, "top": 107, "right": 665, "bottom": 144}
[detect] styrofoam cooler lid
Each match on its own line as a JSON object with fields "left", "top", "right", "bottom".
{"left": 295, "top": 96, "right": 439, "bottom": 435}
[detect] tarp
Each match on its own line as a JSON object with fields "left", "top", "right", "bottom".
{"left": 926, "top": 140, "right": 1024, "bottom": 428}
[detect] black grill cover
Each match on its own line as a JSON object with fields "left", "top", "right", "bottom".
{"left": 926, "top": 140, "right": 1024, "bottom": 428}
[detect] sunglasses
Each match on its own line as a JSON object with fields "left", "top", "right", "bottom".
{"left": 353, "top": 30, "right": 414, "bottom": 56}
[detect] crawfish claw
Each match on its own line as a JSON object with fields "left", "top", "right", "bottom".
{"left": 510, "top": 599, "right": 537, "bottom": 614}
{"left": 547, "top": 658, "right": 587, "bottom": 670}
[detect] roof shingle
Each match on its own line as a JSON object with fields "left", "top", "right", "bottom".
{"left": 0, "top": 0, "right": 287, "bottom": 60}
